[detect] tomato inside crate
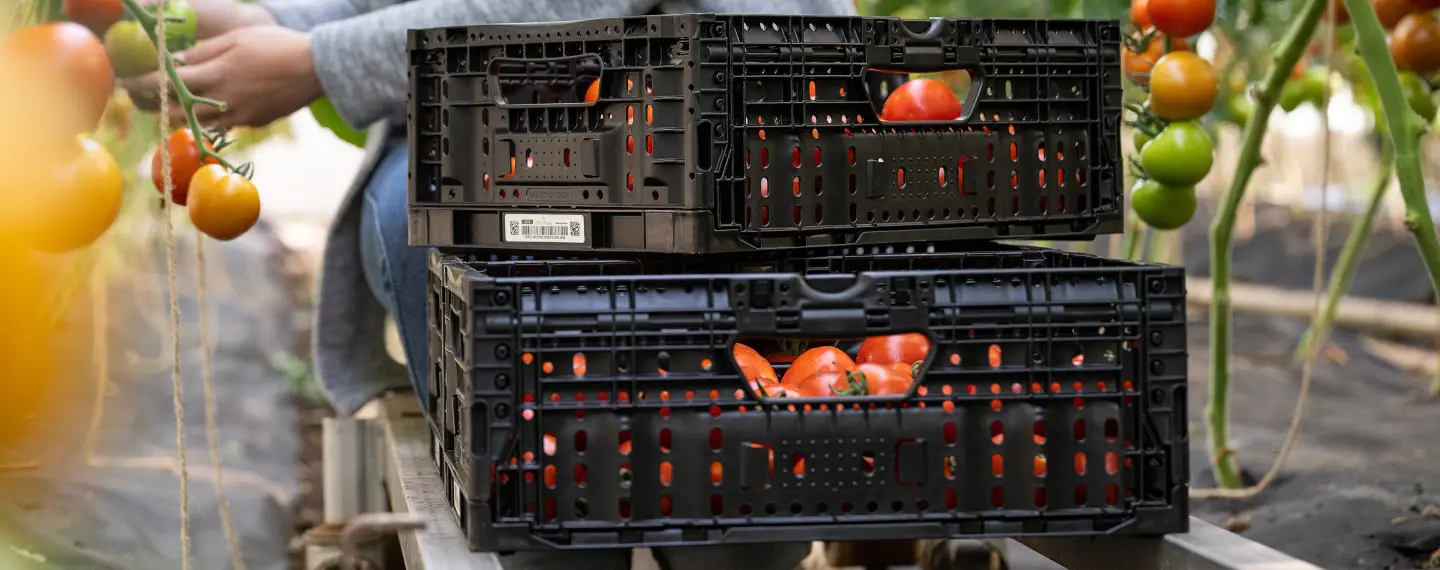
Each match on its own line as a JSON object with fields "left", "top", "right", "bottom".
{"left": 425, "top": 242, "right": 1190, "bottom": 552}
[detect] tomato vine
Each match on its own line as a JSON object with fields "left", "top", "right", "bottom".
{"left": 115, "top": 0, "right": 253, "bottom": 179}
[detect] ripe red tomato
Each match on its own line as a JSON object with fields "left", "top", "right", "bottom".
{"left": 780, "top": 346, "right": 855, "bottom": 385}
{"left": 888, "top": 362, "right": 918, "bottom": 380}
{"left": 1411, "top": 0, "right": 1440, "bottom": 9}
{"left": 1146, "top": 0, "right": 1215, "bottom": 38}
{"left": 845, "top": 363, "right": 914, "bottom": 396}
{"left": 791, "top": 369, "right": 846, "bottom": 397}
{"left": 1392, "top": 12, "right": 1440, "bottom": 75}
{"left": 880, "top": 78, "right": 963, "bottom": 122}
{"left": 1376, "top": 0, "right": 1422, "bottom": 29}
{"left": 1131, "top": 0, "right": 1153, "bottom": 29}
{"left": 188, "top": 164, "right": 261, "bottom": 241}
{"left": 856, "top": 333, "right": 931, "bottom": 366}
{"left": 0, "top": 22, "right": 114, "bottom": 137}
{"left": 63, "top": 0, "right": 124, "bottom": 36}
{"left": 17, "top": 137, "right": 123, "bottom": 252}
{"left": 152, "top": 129, "right": 219, "bottom": 206}
{"left": 1324, "top": 0, "right": 1350, "bottom": 23}
{"left": 734, "top": 342, "right": 779, "bottom": 386}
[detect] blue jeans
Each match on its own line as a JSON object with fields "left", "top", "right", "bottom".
{"left": 359, "top": 145, "right": 430, "bottom": 402}
{"left": 358, "top": 145, "right": 810, "bottom": 570}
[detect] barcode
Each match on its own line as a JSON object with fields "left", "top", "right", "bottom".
{"left": 521, "top": 224, "right": 572, "bottom": 237}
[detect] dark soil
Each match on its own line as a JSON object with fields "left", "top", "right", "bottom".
{"left": 1185, "top": 313, "right": 1440, "bottom": 570}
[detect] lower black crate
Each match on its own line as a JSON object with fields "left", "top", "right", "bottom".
{"left": 426, "top": 243, "right": 1189, "bottom": 551}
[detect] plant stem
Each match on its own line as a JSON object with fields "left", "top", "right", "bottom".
{"left": 1124, "top": 216, "right": 1145, "bottom": 260}
{"left": 1207, "top": 0, "right": 1328, "bottom": 490}
{"left": 1295, "top": 142, "right": 1394, "bottom": 363}
{"left": 1343, "top": 0, "right": 1440, "bottom": 398}
{"left": 117, "top": 0, "right": 244, "bottom": 175}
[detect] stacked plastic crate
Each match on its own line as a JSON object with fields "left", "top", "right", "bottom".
{"left": 410, "top": 14, "right": 1189, "bottom": 552}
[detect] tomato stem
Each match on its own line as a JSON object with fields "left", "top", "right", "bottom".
{"left": 1342, "top": 0, "right": 1440, "bottom": 399}
{"left": 1294, "top": 141, "right": 1394, "bottom": 365}
{"left": 118, "top": 0, "right": 250, "bottom": 177}
{"left": 1208, "top": 0, "right": 1327, "bottom": 491}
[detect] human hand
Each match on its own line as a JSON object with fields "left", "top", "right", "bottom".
{"left": 121, "top": 26, "right": 322, "bottom": 129}
{"left": 135, "top": 0, "right": 276, "bottom": 39}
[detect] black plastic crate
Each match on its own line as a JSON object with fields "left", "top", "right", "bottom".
{"left": 426, "top": 244, "right": 1188, "bottom": 551}
{"left": 407, "top": 14, "right": 1125, "bottom": 255}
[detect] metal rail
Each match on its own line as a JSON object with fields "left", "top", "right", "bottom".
{"left": 371, "top": 394, "right": 1326, "bottom": 570}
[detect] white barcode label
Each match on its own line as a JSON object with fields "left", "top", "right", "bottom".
{"left": 502, "top": 213, "right": 585, "bottom": 244}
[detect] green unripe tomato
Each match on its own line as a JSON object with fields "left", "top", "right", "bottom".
{"left": 104, "top": 20, "right": 158, "bottom": 78}
{"left": 1130, "top": 180, "right": 1196, "bottom": 231}
{"left": 1139, "top": 121, "right": 1214, "bottom": 188}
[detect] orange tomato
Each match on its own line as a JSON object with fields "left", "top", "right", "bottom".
{"left": 1148, "top": 51, "right": 1218, "bottom": 121}
{"left": 584, "top": 79, "right": 601, "bottom": 103}
{"left": 780, "top": 346, "right": 855, "bottom": 385}
{"left": 17, "top": 137, "right": 123, "bottom": 253}
{"left": 187, "top": 164, "right": 261, "bottom": 241}
{"left": 856, "top": 333, "right": 930, "bottom": 366}
{"left": 1123, "top": 30, "right": 1191, "bottom": 85}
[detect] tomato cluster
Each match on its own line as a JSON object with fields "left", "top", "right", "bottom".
{"left": 1123, "top": 0, "right": 1218, "bottom": 231}
{"left": 0, "top": 0, "right": 263, "bottom": 248}
{"left": 732, "top": 334, "right": 933, "bottom": 400}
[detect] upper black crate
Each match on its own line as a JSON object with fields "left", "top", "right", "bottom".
{"left": 425, "top": 243, "right": 1188, "bottom": 551}
{"left": 407, "top": 14, "right": 1126, "bottom": 255}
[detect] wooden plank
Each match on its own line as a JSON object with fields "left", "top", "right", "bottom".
{"left": 377, "top": 394, "right": 503, "bottom": 570}
{"left": 1018, "top": 517, "right": 1324, "bottom": 570}
{"left": 1186, "top": 277, "right": 1440, "bottom": 336}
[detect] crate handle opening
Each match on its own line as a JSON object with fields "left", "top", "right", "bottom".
{"left": 898, "top": 17, "right": 947, "bottom": 43}
{"left": 486, "top": 53, "right": 606, "bottom": 109}
{"left": 730, "top": 334, "right": 939, "bottom": 404}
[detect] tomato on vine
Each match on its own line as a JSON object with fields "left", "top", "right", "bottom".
{"left": 187, "top": 165, "right": 261, "bottom": 241}
{"left": 104, "top": 21, "right": 158, "bottom": 78}
{"left": 1391, "top": 12, "right": 1440, "bottom": 75}
{"left": 1374, "top": 0, "right": 1421, "bottom": 30}
{"left": 1130, "top": 180, "right": 1196, "bottom": 231}
{"left": 1146, "top": 0, "right": 1215, "bottom": 39}
{"left": 152, "top": 129, "right": 219, "bottom": 206}
{"left": 1147, "top": 51, "right": 1218, "bottom": 121}
{"left": 880, "top": 78, "right": 963, "bottom": 121}
{"left": 63, "top": 0, "right": 124, "bottom": 36}
{"left": 1279, "top": 68, "right": 1327, "bottom": 112}
{"left": 1131, "top": 0, "right": 1153, "bottom": 30}
{"left": 19, "top": 137, "right": 124, "bottom": 252}
{"left": 1400, "top": 71, "right": 1438, "bottom": 122}
{"left": 1140, "top": 121, "right": 1214, "bottom": 188}
{"left": 161, "top": 0, "right": 199, "bottom": 51}
{"left": 1323, "top": 0, "right": 1350, "bottom": 24}
{"left": 0, "top": 22, "right": 114, "bottom": 137}
{"left": 1123, "top": 30, "right": 1191, "bottom": 85}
